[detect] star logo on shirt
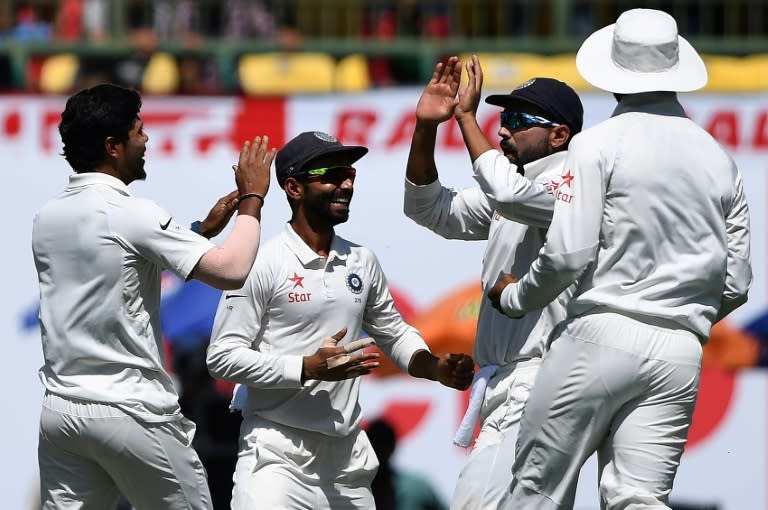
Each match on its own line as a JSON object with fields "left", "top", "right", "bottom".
{"left": 288, "top": 272, "right": 305, "bottom": 288}
{"left": 561, "top": 170, "right": 574, "bottom": 188}
{"left": 547, "top": 180, "right": 560, "bottom": 194}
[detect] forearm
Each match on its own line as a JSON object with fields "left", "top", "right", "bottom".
{"left": 406, "top": 120, "right": 440, "bottom": 185}
{"left": 191, "top": 214, "right": 261, "bottom": 289}
{"left": 473, "top": 150, "right": 555, "bottom": 228}
{"left": 501, "top": 246, "right": 592, "bottom": 316}
{"left": 407, "top": 349, "right": 439, "bottom": 381}
{"left": 456, "top": 113, "right": 493, "bottom": 162}
{"left": 206, "top": 339, "right": 303, "bottom": 388}
{"left": 403, "top": 179, "right": 492, "bottom": 239}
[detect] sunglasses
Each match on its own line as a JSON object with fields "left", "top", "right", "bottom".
{"left": 301, "top": 166, "right": 357, "bottom": 183}
{"left": 500, "top": 111, "right": 561, "bottom": 130}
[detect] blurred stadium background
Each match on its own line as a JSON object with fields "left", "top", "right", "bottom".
{"left": 1, "top": 0, "right": 768, "bottom": 95}
{"left": 3, "top": 2, "right": 768, "bottom": 510}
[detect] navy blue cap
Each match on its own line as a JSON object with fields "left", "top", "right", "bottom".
{"left": 485, "top": 77, "right": 584, "bottom": 134}
{"left": 275, "top": 131, "right": 368, "bottom": 187}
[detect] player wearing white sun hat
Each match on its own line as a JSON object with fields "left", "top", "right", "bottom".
{"left": 488, "top": 8, "right": 751, "bottom": 509}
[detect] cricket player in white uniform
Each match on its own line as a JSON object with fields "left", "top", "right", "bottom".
{"left": 33, "top": 83, "right": 275, "bottom": 509}
{"left": 488, "top": 9, "right": 752, "bottom": 509}
{"left": 206, "top": 131, "right": 475, "bottom": 510}
{"left": 404, "top": 56, "right": 583, "bottom": 509}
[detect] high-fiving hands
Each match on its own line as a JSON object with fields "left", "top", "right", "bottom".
{"left": 455, "top": 54, "right": 484, "bottom": 121}
{"left": 415, "top": 56, "right": 462, "bottom": 125}
{"left": 198, "top": 190, "right": 239, "bottom": 239}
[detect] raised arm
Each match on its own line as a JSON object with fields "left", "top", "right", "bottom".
{"left": 190, "top": 136, "right": 275, "bottom": 289}
{"left": 404, "top": 56, "right": 493, "bottom": 240}
{"left": 406, "top": 56, "right": 461, "bottom": 186}
{"left": 192, "top": 190, "right": 239, "bottom": 239}
{"left": 455, "top": 54, "right": 494, "bottom": 162}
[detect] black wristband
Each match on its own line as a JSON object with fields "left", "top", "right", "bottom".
{"left": 239, "top": 192, "right": 265, "bottom": 204}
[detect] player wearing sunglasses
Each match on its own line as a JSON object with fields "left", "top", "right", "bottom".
{"left": 207, "top": 131, "right": 475, "bottom": 510}
{"left": 404, "top": 56, "right": 583, "bottom": 510}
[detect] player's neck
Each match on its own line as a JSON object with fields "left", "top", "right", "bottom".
{"left": 290, "top": 219, "right": 334, "bottom": 258}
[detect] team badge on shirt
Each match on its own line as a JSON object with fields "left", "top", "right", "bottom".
{"left": 514, "top": 78, "right": 536, "bottom": 90}
{"left": 346, "top": 272, "right": 364, "bottom": 294}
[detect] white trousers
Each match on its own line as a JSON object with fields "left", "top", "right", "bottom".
{"left": 38, "top": 392, "right": 212, "bottom": 510}
{"left": 232, "top": 416, "right": 378, "bottom": 510}
{"left": 450, "top": 358, "right": 541, "bottom": 510}
{"left": 503, "top": 311, "right": 702, "bottom": 510}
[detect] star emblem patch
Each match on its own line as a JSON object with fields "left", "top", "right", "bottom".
{"left": 288, "top": 272, "right": 304, "bottom": 289}
{"left": 561, "top": 170, "right": 574, "bottom": 188}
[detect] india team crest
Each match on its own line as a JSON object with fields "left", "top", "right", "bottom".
{"left": 346, "top": 272, "right": 364, "bottom": 294}
{"left": 514, "top": 78, "right": 536, "bottom": 90}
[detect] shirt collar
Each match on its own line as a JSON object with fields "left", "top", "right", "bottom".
{"left": 521, "top": 151, "right": 568, "bottom": 180}
{"left": 67, "top": 172, "right": 131, "bottom": 196}
{"left": 611, "top": 92, "right": 687, "bottom": 119}
{"left": 282, "top": 223, "right": 350, "bottom": 266}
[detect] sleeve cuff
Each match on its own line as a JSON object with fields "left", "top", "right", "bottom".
{"left": 500, "top": 283, "right": 525, "bottom": 318}
{"left": 404, "top": 177, "right": 442, "bottom": 196}
{"left": 283, "top": 355, "right": 305, "bottom": 387}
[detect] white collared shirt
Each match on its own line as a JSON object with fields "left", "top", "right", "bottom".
{"left": 404, "top": 151, "right": 571, "bottom": 367}
{"left": 32, "top": 172, "right": 214, "bottom": 422}
{"left": 501, "top": 93, "right": 752, "bottom": 338}
{"left": 207, "top": 223, "right": 428, "bottom": 437}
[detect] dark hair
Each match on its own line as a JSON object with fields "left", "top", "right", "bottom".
{"left": 59, "top": 84, "right": 142, "bottom": 173}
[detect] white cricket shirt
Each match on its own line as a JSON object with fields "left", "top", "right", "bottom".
{"left": 404, "top": 151, "right": 571, "bottom": 367}
{"left": 207, "top": 223, "right": 429, "bottom": 437}
{"left": 501, "top": 93, "right": 752, "bottom": 338}
{"left": 32, "top": 172, "right": 214, "bottom": 422}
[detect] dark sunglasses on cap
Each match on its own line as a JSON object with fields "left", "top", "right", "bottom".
{"left": 301, "top": 165, "right": 357, "bottom": 183}
{"left": 500, "top": 111, "right": 561, "bottom": 130}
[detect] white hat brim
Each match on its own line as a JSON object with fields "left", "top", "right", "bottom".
{"left": 576, "top": 24, "right": 708, "bottom": 94}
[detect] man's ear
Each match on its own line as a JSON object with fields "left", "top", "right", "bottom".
{"left": 104, "top": 136, "right": 121, "bottom": 157}
{"left": 284, "top": 177, "right": 304, "bottom": 200}
{"left": 550, "top": 125, "right": 571, "bottom": 151}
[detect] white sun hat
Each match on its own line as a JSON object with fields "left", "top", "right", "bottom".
{"left": 576, "top": 8, "right": 708, "bottom": 94}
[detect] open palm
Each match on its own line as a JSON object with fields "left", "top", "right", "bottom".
{"left": 415, "top": 56, "right": 462, "bottom": 123}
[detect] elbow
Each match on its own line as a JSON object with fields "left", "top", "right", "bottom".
{"left": 403, "top": 204, "right": 420, "bottom": 223}
{"left": 205, "top": 348, "right": 226, "bottom": 380}
{"left": 488, "top": 188, "right": 519, "bottom": 205}
{"left": 212, "top": 265, "right": 251, "bottom": 290}
{"left": 218, "top": 273, "right": 249, "bottom": 290}
{"left": 544, "top": 246, "right": 595, "bottom": 277}
{"left": 196, "top": 249, "right": 253, "bottom": 290}
{"left": 561, "top": 258, "right": 589, "bottom": 276}
{"left": 728, "top": 291, "right": 749, "bottom": 312}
